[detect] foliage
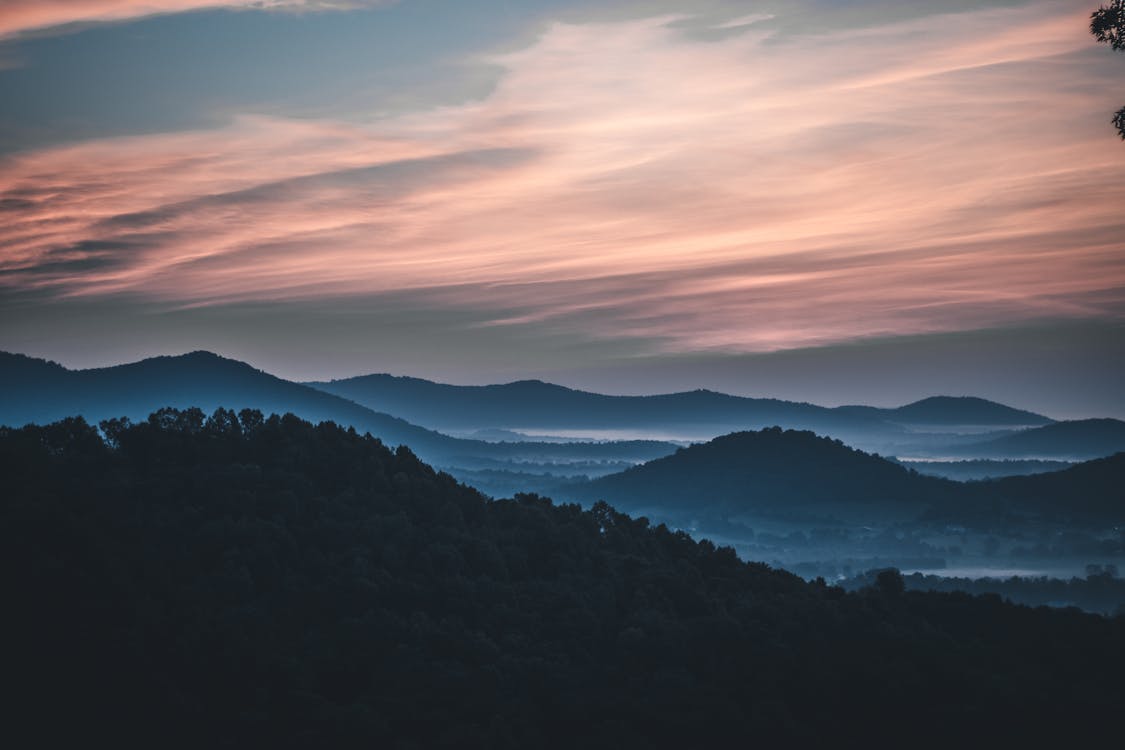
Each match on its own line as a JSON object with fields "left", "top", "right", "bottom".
{"left": 3, "top": 410, "right": 1124, "bottom": 747}
{"left": 1091, "top": 1, "right": 1125, "bottom": 138}
{"left": 843, "top": 566, "right": 1125, "bottom": 616}
{"left": 1092, "top": 0, "right": 1125, "bottom": 50}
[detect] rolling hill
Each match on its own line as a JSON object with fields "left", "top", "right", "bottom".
{"left": 0, "top": 351, "right": 675, "bottom": 479}
{"left": 864, "top": 395, "right": 1051, "bottom": 426}
{"left": 981, "top": 452, "right": 1125, "bottom": 520}
{"left": 958, "top": 418, "right": 1125, "bottom": 460}
{"left": 566, "top": 427, "right": 1125, "bottom": 527}
{"left": 567, "top": 428, "right": 958, "bottom": 522}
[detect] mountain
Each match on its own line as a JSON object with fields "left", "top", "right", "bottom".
{"left": 0, "top": 351, "right": 675, "bottom": 478}
{"left": 981, "top": 452, "right": 1125, "bottom": 520}
{"left": 567, "top": 427, "right": 1125, "bottom": 528}
{"left": 960, "top": 418, "right": 1125, "bottom": 460}
{"left": 868, "top": 396, "right": 1051, "bottom": 426}
{"left": 4, "top": 411, "right": 1123, "bottom": 746}
{"left": 0, "top": 350, "right": 448, "bottom": 449}
{"left": 304, "top": 373, "right": 874, "bottom": 432}
{"left": 567, "top": 428, "right": 958, "bottom": 523}
{"left": 305, "top": 373, "right": 1051, "bottom": 452}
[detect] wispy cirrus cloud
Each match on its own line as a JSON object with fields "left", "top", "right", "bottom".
{"left": 0, "top": 0, "right": 393, "bottom": 38}
{"left": 1, "top": 1, "right": 1123, "bottom": 358}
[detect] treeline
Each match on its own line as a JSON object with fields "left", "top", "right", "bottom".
{"left": 842, "top": 567, "right": 1125, "bottom": 616}
{"left": 3, "top": 408, "right": 1124, "bottom": 747}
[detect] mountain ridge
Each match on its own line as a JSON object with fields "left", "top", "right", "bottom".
{"left": 0, "top": 350, "right": 677, "bottom": 475}
{"left": 566, "top": 427, "right": 1125, "bottom": 526}
{"left": 958, "top": 418, "right": 1125, "bottom": 460}
{"left": 567, "top": 427, "right": 957, "bottom": 522}
{"left": 305, "top": 371, "right": 1052, "bottom": 439}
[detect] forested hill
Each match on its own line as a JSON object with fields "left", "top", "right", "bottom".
{"left": 571, "top": 428, "right": 958, "bottom": 520}
{"left": 3, "top": 409, "right": 1123, "bottom": 747}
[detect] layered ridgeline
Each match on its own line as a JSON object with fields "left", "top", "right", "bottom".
{"left": 952, "top": 418, "right": 1125, "bottom": 460}
{"left": 306, "top": 373, "right": 1054, "bottom": 450}
{"left": 3, "top": 410, "right": 1123, "bottom": 747}
{"left": 559, "top": 428, "right": 1125, "bottom": 579}
{"left": 568, "top": 428, "right": 955, "bottom": 523}
{"left": 894, "top": 420, "right": 1125, "bottom": 479}
{"left": 0, "top": 351, "right": 674, "bottom": 482}
{"left": 5, "top": 351, "right": 1116, "bottom": 471}
{"left": 310, "top": 373, "right": 1125, "bottom": 464}
{"left": 568, "top": 429, "right": 1125, "bottom": 524}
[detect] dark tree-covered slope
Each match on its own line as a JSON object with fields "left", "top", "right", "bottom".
{"left": 3, "top": 410, "right": 1122, "bottom": 747}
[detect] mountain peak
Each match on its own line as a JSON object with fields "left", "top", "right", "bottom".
{"left": 122, "top": 350, "right": 262, "bottom": 375}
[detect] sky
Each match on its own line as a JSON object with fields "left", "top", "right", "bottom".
{"left": 0, "top": 0, "right": 1123, "bottom": 417}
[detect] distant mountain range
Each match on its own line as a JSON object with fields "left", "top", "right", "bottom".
{"left": 956, "top": 418, "right": 1125, "bottom": 460}
{"left": 897, "top": 458, "right": 1073, "bottom": 481}
{"left": 3, "top": 350, "right": 1120, "bottom": 492}
{"left": 305, "top": 373, "right": 1125, "bottom": 465}
{"left": 0, "top": 351, "right": 674, "bottom": 478}
{"left": 837, "top": 396, "right": 1051, "bottom": 427}
{"left": 306, "top": 374, "right": 1052, "bottom": 439}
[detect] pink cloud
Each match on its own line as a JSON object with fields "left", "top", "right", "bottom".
{"left": 1, "top": 1, "right": 1123, "bottom": 355}
{"left": 0, "top": 0, "right": 391, "bottom": 38}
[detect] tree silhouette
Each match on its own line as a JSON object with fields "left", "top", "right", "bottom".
{"left": 1091, "top": 1, "right": 1125, "bottom": 138}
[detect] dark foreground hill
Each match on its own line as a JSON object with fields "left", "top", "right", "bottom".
{"left": 3, "top": 410, "right": 1123, "bottom": 747}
